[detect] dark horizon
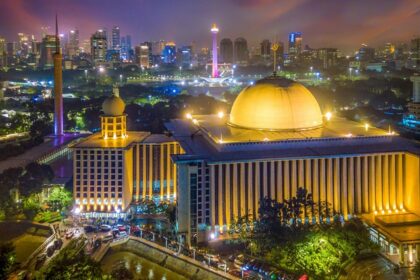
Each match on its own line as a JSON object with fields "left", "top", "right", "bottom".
{"left": 0, "top": 0, "right": 419, "bottom": 54}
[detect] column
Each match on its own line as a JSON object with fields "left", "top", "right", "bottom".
{"left": 148, "top": 145, "right": 153, "bottom": 199}
{"left": 333, "top": 158, "right": 340, "bottom": 213}
{"left": 355, "top": 157, "right": 362, "bottom": 213}
{"left": 247, "top": 163, "right": 254, "bottom": 220}
{"left": 233, "top": 163, "right": 239, "bottom": 221}
{"left": 240, "top": 163, "right": 246, "bottom": 217}
{"left": 369, "top": 156, "right": 376, "bottom": 212}
{"left": 376, "top": 155, "right": 383, "bottom": 211}
{"left": 218, "top": 165, "right": 224, "bottom": 228}
{"left": 270, "top": 161, "right": 276, "bottom": 200}
{"left": 263, "top": 161, "right": 268, "bottom": 198}
{"left": 284, "top": 161, "right": 290, "bottom": 200}
{"left": 210, "top": 165, "right": 216, "bottom": 228}
{"left": 341, "top": 158, "right": 348, "bottom": 218}
{"left": 383, "top": 155, "right": 390, "bottom": 211}
{"left": 225, "top": 164, "right": 231, "bottom": 226}
{"left": 291, "top": 161, "right": 297, "bottom": 197}
{"left": 276, "top": 161, "right": 283, "bottom": 202}
{"left": 390, "top": 154, "right": 396, "bottom": 210}
{"left": 166, "top": 143, "right": 172, "bottom": 199}
{"left": 347, "top": 157, "right": 355, "bottom": 215}
{"left": 142, "top": 144, "right": 147, "bottom": 199}
{"left": 397, "top": 153, "right": 404, "bottom": 209}
{"left": 160, "top": 144, "right": 164, "bottom": 200}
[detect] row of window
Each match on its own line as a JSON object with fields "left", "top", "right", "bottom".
{"left": 75, "top": 192, "right": 123, "bottom": 198}
{"left": 76, "top": 150, "right": 123, "bottom": 155}
{"left": 75, "top": 181, "right": 123, "bottom": 186}
{"left": 76, "top": 155, "right": 123, "bottom": 161}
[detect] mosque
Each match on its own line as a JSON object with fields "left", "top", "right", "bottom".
{"left": 72, "top": 75, "right": 420, "bottom": 265}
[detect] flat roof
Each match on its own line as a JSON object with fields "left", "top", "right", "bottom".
{"left": 72, "top": 131, "right": 149, "bottom": 149}
{"left": 192, "top": 114, "right": 390, "bottom": 144}
{"left": 142, "top": 134, "right": 176, "bottom": 144}
{"left": 166, "top": 117, "right": 420, "bottom": 164}
{"left": 363, "top": 213, "right": 420, "bottom": 243}
{"left": 0, "top": 133, "right": 84, "bottom": 173}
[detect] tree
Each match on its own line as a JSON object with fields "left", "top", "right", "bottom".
{"left": 47, "top": 186, "right": 72, "bottom": 211}
{"left": 111, "top": 263, "right": 133, "bottom": 280}
{"left": 0, "top": 242, "right": 16, "bottom": 280}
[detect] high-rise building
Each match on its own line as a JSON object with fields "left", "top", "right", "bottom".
{"left": 288, "top": 32, "right": 302, "bottom": 59}
{"left": 111, "top": 26, "right": 121, "bottom": 51}
{"left": 67, "top": 29, "right": 79, "bottom": 58}
{"left": 210, "top": 24, "right": 219, "bottom": 78}
{"left": 0, "top": 37, "right": 6, "bottom": 67}
{"left": 180, "top": 45, "right": 193, "bottom": 68}
{"left": 357, "top": 44, "right": 375, "bottom": 62}
{"left": 317, "top": 48, "right": 338, "bottom": 69}
{"left": 402, "top": 75, "right": 420, "bottom": 134}
{"left": 135, "top": 43, "right": 151, "bottom": 68}
{"left": 39, "top": 35, "right": 58, "bottom": 69}
{"left": 120, "top": 35, "right": 132, "bottom": 61}
{"left": 260, "top": 39, "right": 271, "bottom": 58}
{"left": 90, "top": 30, "right": 107, "bottom": 64}
{"left": 410, "top": 38, "right": 420, "bottom": 68}
{"left": 162, "top": 42, "right": 176, "bottom": 64}
{"left": 219, "top": 38, "right": 233, "bottom": 64}
{"left": 234, "top": 37, "right": 248, "bottom": 65}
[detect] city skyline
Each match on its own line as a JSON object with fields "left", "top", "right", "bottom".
{"left": 0, "top": 0, "right": 420, "bottom": 54}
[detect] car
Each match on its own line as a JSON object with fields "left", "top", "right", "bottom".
{"left": 46, "top": 245, "right": 55, "bottom": 257}
{"left": 65, "top": 231, "right": 74, "bottom": 239}
{"left": 84, "top": 225, "right": 96, "bottom": 233}
{"left": 118, "top": 231, "right": 128, "bottom": 238}
{"left": 53, "top": 239, "right": 63, "bottom": 250}
{"left": 118, "top": 225, "right": 126, "bottom": 231}
{"left": 234, "top": 254, "right": 244, "bottom": 268}
{"left": 102, "top": 234, "right": 113, "bottom": 242}
{"left": 100, "top": 224, "right": 112, "bottom": 232}
{"left": 217, "top": 262, "right": 229, "bottom": 272}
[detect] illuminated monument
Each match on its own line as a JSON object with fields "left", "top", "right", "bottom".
{"left": 53, "top": 15, "right": 64, "bottom": 136}
{"left": 211, "top": 23, "right": 219, "bottom": 78}
{"left": 167, "top": 75, "right": 420, "bottom": 258}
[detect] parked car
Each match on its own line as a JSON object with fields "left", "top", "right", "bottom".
{"left": 118, "top": 231, "right": 128, "bottom": 238}
{"left": 53, "top": 239, "right": 63, "bottom": 250}
{"left": 84, "top": 225, "right": 97, "bottom": 233}
{"left": 102, "top": 234, "right": 113, "bottom": 242}
{"left": 46, "top": 245, "right": 55, "bottom": 257}
{"left": 65, "top": 231, "right": 74, "bottom": 239}
{"left": 100, "top": 224, "right": 112, "bottom": 232}
{"left": 118, "top": 225, "right": 126, "bottom": 232}
{"left": 36, "top": 253, "right": 47, "bottom": 264}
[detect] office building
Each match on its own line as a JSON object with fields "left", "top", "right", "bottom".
{"left": 135, "top": 44, "right": 151, "bottom": 68}
{"left": 288, "top": 32, "right": 302, "bottom": 59}
{"left": 111, "top": 26, "right": 121, "bottom": 51}
{"left": 39, "top": 35, "right": 58, "bottom": 69}
{"left": 162, "top": 42, "right": 176, "bottom": 64}
{"left": 402, "top": 75, "right": 420, "bottom": 134}
{"left": 234, "top": 37, "right": 248, "bottom": 65}
{"left": 220, "top": 38, "right": 233, "bottom": 64}
{"left": 91, "top": 30, "right": 108, "bottom": 64}
{"left": 67, "top": 29, "right": 79, "bottom": 58}
{"left": 317, "top": 48, "right": 338, "bottom": 69}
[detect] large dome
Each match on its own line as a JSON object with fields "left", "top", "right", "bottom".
{"left": 102, "top": 94, "right": 125, "bottom": 116}
{"left": 229, "top": 77, "right": 323, "bottom": 131}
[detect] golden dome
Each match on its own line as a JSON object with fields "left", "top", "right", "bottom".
{"left": 229, "top": 77, "right": 323, "bottom": 131}
{"left": 102, "top": 88, "right": 125, "bottom": 116}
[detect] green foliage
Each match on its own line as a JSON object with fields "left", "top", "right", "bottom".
{"left": 33, "top": 211, "right": 62, "bottom": 223}
{"left": 47, "top": 186, "right": 72, "bottom": 211}
{"left": 0, "top": 242, "right": 16, "bottom": 279}
{"left": 36, "top": 239, "right": 108, "bottom": 280}
{"left": 413, "top": 261, "right": 420, "bottom": 280}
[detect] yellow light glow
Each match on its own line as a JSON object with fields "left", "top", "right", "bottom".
{"left": 186, "top": 113, "right": 192, "bottom": 120}
{"left": 346, "top": 133, "right": 353, "bottom": 138}
{"left": 381, "top": 210, "right": 385, "bottom": 215}
{"left": 364, "top": 123, "right": 369, "bottom": 131}
{"left": 192, "top": 119, "right": 198, "bottom": 125}
{"left": 263, "top": 137, "right": 269, "bottom": 142}
{"left": 388, "top": 209, "right": 392, "bottom": 214}
{"left": 325, "top": 111, "right": 332, "bottom": 121}
{"left": 395, "top": 209, "right": 399, "bottom": 213}
{"left": 217, "top": 111, "right": 224, "bottom": 119}
{"left": 374, "top": 211, "right": 378, "bottom": 215}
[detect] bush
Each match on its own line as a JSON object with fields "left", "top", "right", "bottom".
{"left": 33, "top": 211, "right": 62, "bottom": 223}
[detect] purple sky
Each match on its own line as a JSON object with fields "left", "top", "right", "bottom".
{"left": 0, "top": 0, "right": 419, "bottom": 54}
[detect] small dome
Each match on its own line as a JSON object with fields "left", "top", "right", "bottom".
{"left": 229, "top": 76, "right": 323, "bottom": 131}
{"left": 102, "top": 94, "right": 125, "bottom": 116}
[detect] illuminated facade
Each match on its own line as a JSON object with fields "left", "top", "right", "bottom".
{"left": 72, "top": 87, "right": 182, "bottom": 217}
{"left": 166, "top": 76, "right": 420, "bottom": 247}
{"left": 211, "top": 24, "right": 219, "bottom": 78}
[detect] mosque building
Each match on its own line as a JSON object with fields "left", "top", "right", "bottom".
{"left": 72, "top": 76, "right": 420, "bottom": 265}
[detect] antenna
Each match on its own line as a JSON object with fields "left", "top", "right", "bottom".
{"left": 55, "top": 14, "right": 60, "bottom": 54}
{"left": 271, "top": 43, "right": 279, "bottom": 76}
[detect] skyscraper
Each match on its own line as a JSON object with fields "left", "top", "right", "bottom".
{"left": 111, "top": 26, "right": 120, "bottom": 51}
{"left": 40, "top": 35, "right": 57, "bottom": 68}
{"left": 53, "top": 15, "right": 63, "bottom": 136}
{"left": 67, "top": 29, "right": 79, "bottom": 58}
{"left": 357, "top": 44, "right": 375, "bottom": 62}
{"left": 162, "top": 42, "right": 176, "bottom": 64}
{"left": 234, "top": 37, "right": 248, "bottom": 65}
{"left": 260, "top": 39, "right": 271, "bottom": 58}
{"left": 0, "top": 37, "right": 6, "bottom": 68}
{"left": 410, "top": 38, "right": 420, "bottom": 68}
{"left": 210, "top": 24, "right": 219, "bottom": 78}
{"left": 288, "top": 32, "right": 302, "bottom": 59}
{"left": 90, "top": 30, "right": 107, "bottom": 64}
{"left": 135, "top": 43, "right": 151, "bottom": 68}
{"left": 219, "top": 38, "right": 233, "bottom": 64}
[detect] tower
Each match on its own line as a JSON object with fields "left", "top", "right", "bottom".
{"left": 53, "top": 15, "right": 64, "bottom": 136}
{"left": 211, "top": 24, "right": 219, "bottom": 78}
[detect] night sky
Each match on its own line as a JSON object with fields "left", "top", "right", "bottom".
{"left": 0, "top": 0, "right": 419, "bottom": 54}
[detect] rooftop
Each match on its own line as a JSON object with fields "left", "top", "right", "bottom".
{"left": 71, "top": 131, "right": 149, "bottom": 149}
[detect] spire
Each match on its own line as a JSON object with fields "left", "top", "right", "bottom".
{"left": 55, "top": 14, "right": 60, "bottom": 54}
{"left": 112, "top": 84, "right": 120, "bottom": 97}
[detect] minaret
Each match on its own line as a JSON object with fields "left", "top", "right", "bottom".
{"left": 211, "top": 24, "right": 219, "bottom": 78}
{"left": 53, "top": 15, "right": 64, "bottom": 136}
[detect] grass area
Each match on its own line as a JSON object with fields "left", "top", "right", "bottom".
{"left": 0, "top": 221, "right": 51, "bottom": 263}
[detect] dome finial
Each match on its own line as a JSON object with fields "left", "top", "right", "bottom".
{"left": 112, "top": 84, "right": 120, "bottom": 97}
